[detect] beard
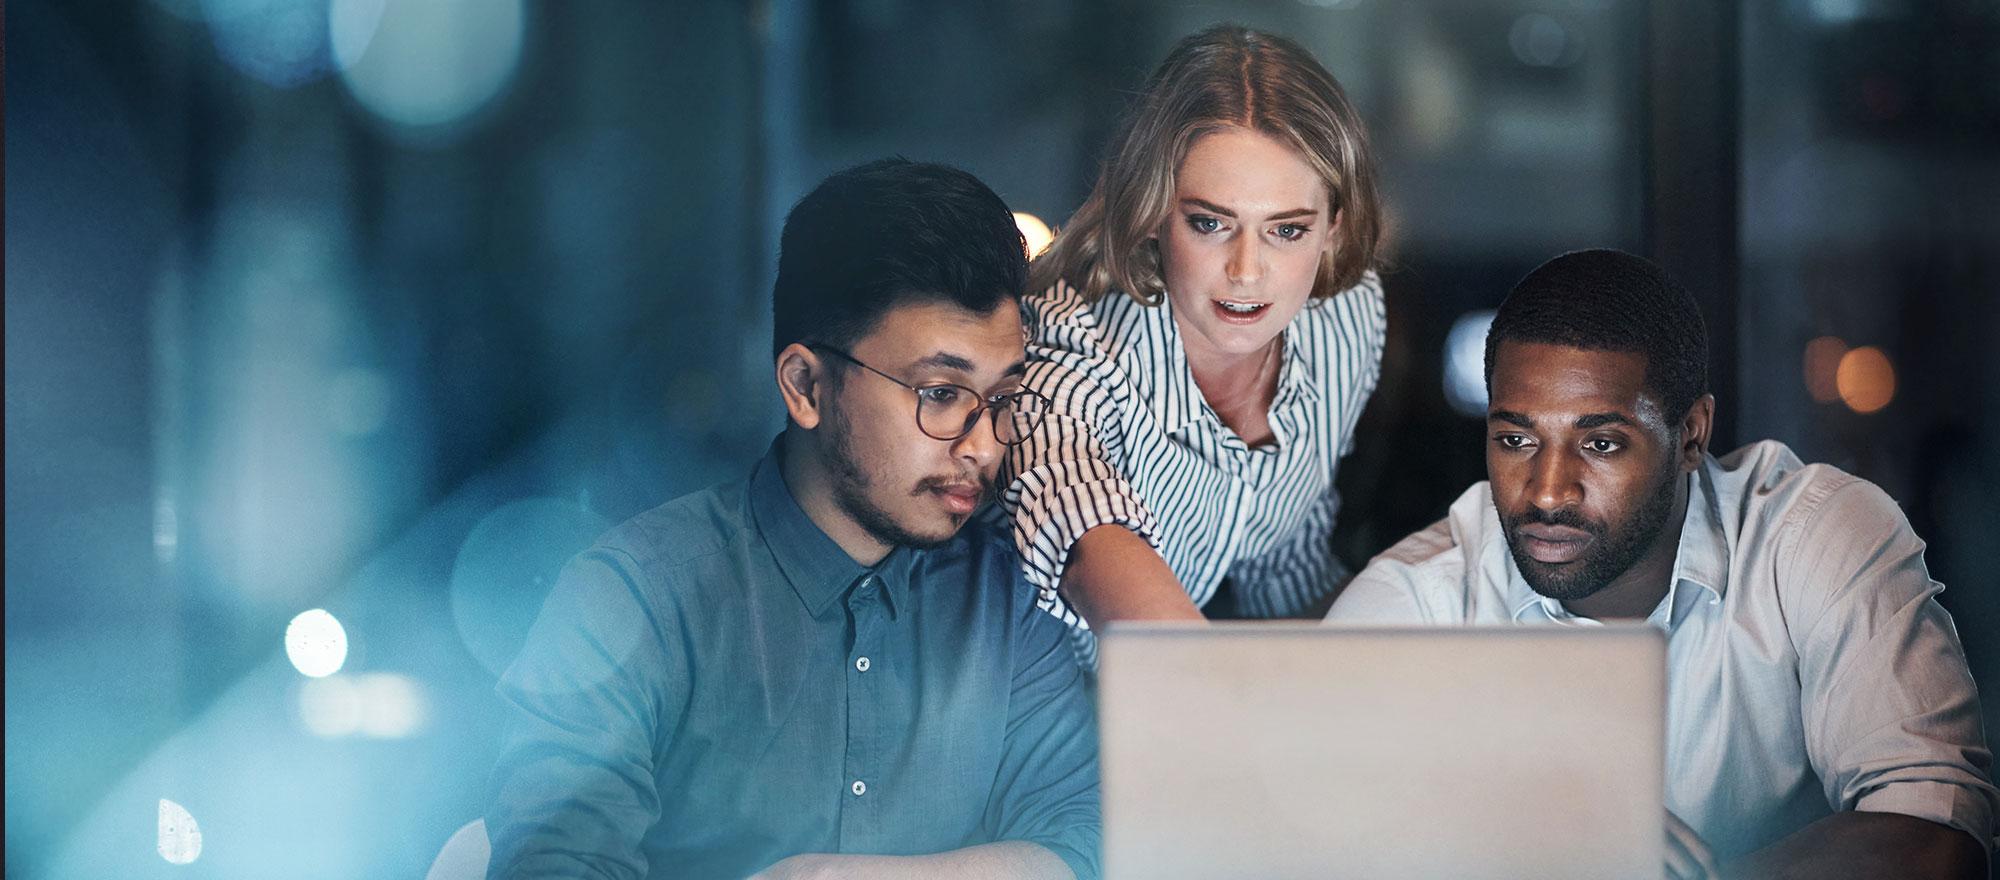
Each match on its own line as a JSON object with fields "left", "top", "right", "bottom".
{"left": 818, "top": 400, "right": 993, "bottom": 551}
{"left": 1502, "top": 458, "right": 1681, "bottom": 603}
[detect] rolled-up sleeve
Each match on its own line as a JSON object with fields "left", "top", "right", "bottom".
{"left": 1785, "top": 477, "right": 1998, "bottom": 849}
{"left": 485, "top": 550, "right": 684, "bottom": 879}
{"left": 1002, "top": 304, "right": 1160, "bottom": 622}
{"left": 981, "top": 588, "right": 1102, "bottom": 879}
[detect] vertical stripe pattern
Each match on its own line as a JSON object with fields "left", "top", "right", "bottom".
{"left": 1000, "top": 272, "right": 1388, "bottom": 666}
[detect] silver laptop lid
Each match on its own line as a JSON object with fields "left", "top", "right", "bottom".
{"left": 1097, "top": 622, "right": 1666, "bottom": 880}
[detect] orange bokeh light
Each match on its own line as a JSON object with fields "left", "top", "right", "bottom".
{"left": 1013, "top": 212, "right": 1054, "bottom": 260}
{"left": 1835, "top": 346, "right": 1896, "bottom": 414}
{"left": 1802, "top": 336, "right": 1847, "bottom": 404}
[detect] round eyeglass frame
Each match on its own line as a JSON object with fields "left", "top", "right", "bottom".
{"left": 811, "top": 344, "right": 1049, "bottom": 445}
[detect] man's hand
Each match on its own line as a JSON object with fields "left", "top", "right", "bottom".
{"left": 1665, "top": 810, "right": 1720, "bottom": 880}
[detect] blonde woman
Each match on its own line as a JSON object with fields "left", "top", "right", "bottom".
{"left": 1002, "top": 24, "right": 1386, "bottom": 666}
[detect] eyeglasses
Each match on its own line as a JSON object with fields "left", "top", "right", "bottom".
{"left": 812, "top": 345, "right": 1050, "bottom": 445}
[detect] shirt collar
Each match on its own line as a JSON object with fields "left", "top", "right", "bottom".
{"left": 1668, "top": 455, "right": 1730, "bottom": 604}
{"left": 748, "top": 436, "right": 914, "bottom": 620}
{"left": 1117, "top": 291, "right": 1319, "bottom": 436}
{"left": 1507, "top": 458, "right": 1730, "bottom": 629}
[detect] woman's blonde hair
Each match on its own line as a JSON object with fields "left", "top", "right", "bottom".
{"left": 1031, "top": 24, "right": 1382, "bottom": 305}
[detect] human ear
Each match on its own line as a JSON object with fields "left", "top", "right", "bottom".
{"left": 1678, "top": 394, "right": 1716, "bottom": 471}
{"left": 775, "top": 343, "right": 827, "bottom": 430}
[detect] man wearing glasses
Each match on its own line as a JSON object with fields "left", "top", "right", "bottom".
{"left": 485, "top": 159, "right": 1097, "bottom": 880}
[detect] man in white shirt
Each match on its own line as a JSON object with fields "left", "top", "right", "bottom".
{"left": 1328, "top": 249, "right": 1995, "bottom": 879}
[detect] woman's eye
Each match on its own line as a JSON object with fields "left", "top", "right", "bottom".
{"left": 1274, "top": 223, "right": 1309, "bottom": 241}
{"left": 1188, "top": 215, "right": 1223, "bottom": 234}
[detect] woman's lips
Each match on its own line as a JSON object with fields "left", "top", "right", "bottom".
{"left": 1211, "top": 299, "right": 1271, "bottom": 325}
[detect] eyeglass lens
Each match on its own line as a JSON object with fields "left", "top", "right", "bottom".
{"left": 916, "top": 390, "right": 1046, "bottom": 444}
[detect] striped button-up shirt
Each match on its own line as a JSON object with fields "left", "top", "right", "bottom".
{"left": 1001, "top": 273, "right": 1387, "bottom": 666}
{"left": 1329, "top": 440, "right": 1998, "bottom": 859}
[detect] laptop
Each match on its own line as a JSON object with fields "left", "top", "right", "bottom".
{"left": 1096, "top": 622, "right": 1666, "bottom": 879}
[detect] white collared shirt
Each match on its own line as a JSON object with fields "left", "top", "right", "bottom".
{"left": 1002, "top": 274, "right": 1387, "bottom": 667}
{"left": 1328, "top": 440, "right": 1997, "bottom": 858}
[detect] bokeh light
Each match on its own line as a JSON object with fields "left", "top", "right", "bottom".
{"left": 298, "top": 673, "right": 428, "bottom": 738}
{"left": 450, "top": 498, "right": 608, "bottom": 678}
{"left": 1835, "top": 346, "right": 1897, "bottom": 414}
{"left": 1802, "top": 335, "right": 1847, "bottom": 403}
{"left": 157, "top": 799, "right": 203, "bottom": 864}
{"left": 1509, "top": 13, "right": 1581, "bottom": 69}
{"left": 355, "top": 673, "right": 427, "bottom": 738}
{"left": 1443, "top": 310, "right": 1497, "bottom": 418}
{"left": 285, "top": 609, "right": 349, "bottom": 678}
{"left": 298, "top": 674, "right": 363, "bottom": 737}
{"left": 202, "top": 0, "right": 337, "bottom": 88}
{"left": 332, "top": 0, "right": 527, "bottom": 134}
{"left": 1013, "top": 212, "right": 1054, "bottom": 259}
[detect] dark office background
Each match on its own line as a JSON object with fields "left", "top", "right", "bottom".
{"left": 7, "top": 1, "right": 1998, "bottom": 876}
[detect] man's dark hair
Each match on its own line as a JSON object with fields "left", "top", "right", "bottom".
{"left": 1485, "top": 248, "right": 1709, "bottom": 422}
{"left": 771, "top": 158, "right": 1027, "bottom": 358}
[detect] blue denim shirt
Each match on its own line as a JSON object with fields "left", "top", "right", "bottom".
{"left": 486, "top": 438, "right": 1100, "bottom": 879}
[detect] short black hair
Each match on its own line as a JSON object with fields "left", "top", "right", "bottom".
{"left": 771, "top": 158, "right": 1027, "bottom": 357}
{"left": 1485, "top": 249, "right": 1709, "bottom": 422}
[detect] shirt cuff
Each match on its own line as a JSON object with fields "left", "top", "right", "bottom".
{"left": 1854, "top": 779, "right": 1997, "bottom": 851}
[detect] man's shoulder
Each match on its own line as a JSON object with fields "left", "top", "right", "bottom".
{"left": 589, "top": 476, "right": 754, "bottom": 577}
{"left": 1334, "top": 482, "right": 1500, "bottom": 623}
{"left": 1376, "top": 480, "right": 1497, "bottom": 571}
{"left": 1713, "top": 439, "right": 1892, "bottom": 538}
{"left": 1715, "top": 440, "right": 1923, "bottom": 602}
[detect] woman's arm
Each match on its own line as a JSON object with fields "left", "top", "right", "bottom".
{"left": 1061, "top": 525, "right": 1205, "bottom": 624}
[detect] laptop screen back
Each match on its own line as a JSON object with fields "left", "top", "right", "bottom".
{"left": 1096, "top": 623, "right": 1666, "bottom": 880}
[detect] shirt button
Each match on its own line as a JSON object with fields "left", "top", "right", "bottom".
{"left": 851, "top": 780, "right": 867, "bottom": 797}
{"left": 854, "top": 656, "right": 871, "bottom": 673}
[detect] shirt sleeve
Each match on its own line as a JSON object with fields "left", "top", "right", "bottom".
{"left": 981, "top": 582, "right": 1103, "bottom": 879}
{"left": 1001, "top": 288, "right": 1161, "bottom": 622}
{"left": 1783, "top": 476, "right": 1999, "bottom": 850}
{"left": 1227, "top": 488, "right": 1345, "bottom": 617}
{"left": 485, "top": 549, "right": 685, "bottom": 880}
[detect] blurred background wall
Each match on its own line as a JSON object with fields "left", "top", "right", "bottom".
{"left": 6, "top": 0, "right": 1997, "bottom": 876}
